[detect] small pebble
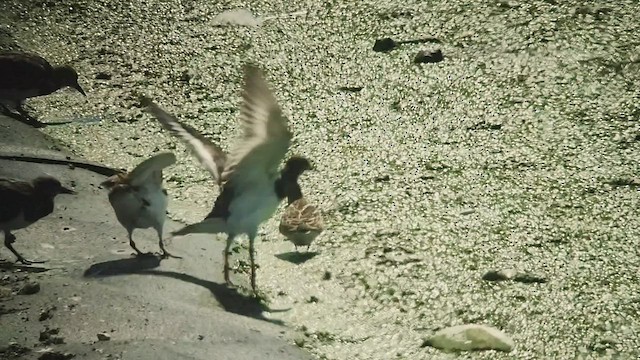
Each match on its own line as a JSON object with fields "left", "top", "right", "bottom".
{"left": 18, "top": 281, "right": 40, "bottom": 295}
{"left": 322, "top": 271, "right": 332, "bottom": 280}
{"left": 338, "top": 86, "right": 363, "bottom": 92}
{"left": 95, "top": 72, "right": 111, "bottom": 80}
{"left": 414, "top": 49, "right": 444, "bottom": 63}
{"left": 39, "top": 306, "right": 56, "bottom": 321}
{"left": 482, "top": 269, "right": 516, "bottom": 282}
{"left": 374, "top": 175, "right": 390, "bottom": 182}
{"left": 513, "top": 273, "right": 547, "bottom": 284}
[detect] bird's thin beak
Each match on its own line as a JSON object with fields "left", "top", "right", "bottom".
{"left": 73, "top": 82, "right": 86, "bottom": 96}
{"left": 61, "top": 186, "right": 76, "bottom": 194}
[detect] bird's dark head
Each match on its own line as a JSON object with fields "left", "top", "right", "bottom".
{"left": 33, "top": 176, "right": 75, "bottom": 196}
{"left": 53, "top": 65, "right": 86, "bottom": 96}
{"left": 282, "top": 156, "right": 313, "bottom": 178}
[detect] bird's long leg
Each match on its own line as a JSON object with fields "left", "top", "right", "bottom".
{"left": 4, "top": 231, "right": 44, "bottom": 264}
{"left": 157, "top": 228, "right": 181, "bottom": 259}
{"left": 223, "top": 234, "right": 235, "bottom": 287}
{"left": 128, "top": 230, "right": 145, "bottom": 256}
{"left": 249, "top": 234, "right": 257, "bottom": 293}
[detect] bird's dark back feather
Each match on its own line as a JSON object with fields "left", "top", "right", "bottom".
{"left": 0, "top": 52, "right": 54, "bottom": 94}
{"left": 0, "top": 178, "right": 55, "bottom": 224}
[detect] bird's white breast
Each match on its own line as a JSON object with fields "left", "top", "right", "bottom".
{"left": 227, "top": 182, "right": 280, "bottom": 236}
{"left": 109, "top": 183, "right": 168, "bottom": 230}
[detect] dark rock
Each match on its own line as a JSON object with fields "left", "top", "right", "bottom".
{"left": 322, "top": 271, "right": 332, "bottom": 280}
{"left": 607, "top": 178, "right": 640, "bottom": 188}
{"left": 482, "top": 270, "right": 515, "bottom": 282}
{"left": 0, "top": 342, "right": 31, "bottom": 358}
{"left": 374, "top": 175, "right": 390, "bottom": 182}
{"left": 338, "top": 86, "right": 363, "bottom": 92}
{"left": 373, "top": 38, "right": 398, "bottom": 52}
{"left": 18, "top": 281, "right": 40, "bottom": 295}
{"left": 39, "top": 306, "right": 57, "bottom": 321}
{"left": 483, "top": 270, "right": 546, "bottom": 284}
{"left": 306, "top": 296, "right": 319, "bottom": 303}
{"left": 513, "top": 273, "right": 547, "bottom": 284}
{"left": 414, "top": 49, "right": 443, "bottom": 64}
{"left": 39, "top": 327, "right": 64, "bottom": 345}
{"left": 469, "top": 121, "right": 502, "bottom": 130}
{"left": 38, "top": 351, "right": 75, "bottom": 360}
{"left": 95, "top": 72, "right": 111, "bottom": 80}
{"left": 97, "top": 332, "right": 111, "bottom": 341}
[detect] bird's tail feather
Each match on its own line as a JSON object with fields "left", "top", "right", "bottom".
{"left": 172, "top": 218, "right": 227, "bottom": 236}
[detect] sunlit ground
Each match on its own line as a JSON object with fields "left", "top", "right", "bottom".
{"left": 2, "top": 0, "right": 639, "bottom": 358}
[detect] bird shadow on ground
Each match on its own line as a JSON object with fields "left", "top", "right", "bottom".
{"left": 82, "top": 255, "right": 162, "bottom": 277}
{"left": 274, "top": 251, "right": 319, "bottom": 264}
{"left": 0, "top": 260, "right": 50, "bottom": 273}
{"left": 136, "top": 269, "right": 287, "bottom": 325}
{"left": 82, "top": 256, "right": 286, "bottom": 325}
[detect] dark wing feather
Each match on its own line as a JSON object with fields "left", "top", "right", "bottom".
{"left": 0, "top": 52, "right": 52, "bottom": 91}
{"left": 126, "top": 152, "right": 176, "bottom": 187}
{"left": 142, "top": 96, "right": 227, "bottom": 185}
{"left": 0, "top": 178, "right": 32, "bottom": 222}
{"left": 221, "top": 65, "right": 292, "bottom": 192}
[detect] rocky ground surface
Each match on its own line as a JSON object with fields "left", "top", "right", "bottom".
{"left": 1, "top": 0, "right": 640, "bottom": 359}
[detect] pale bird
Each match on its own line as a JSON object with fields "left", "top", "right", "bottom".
{"left": 101, "top": 152, "right": 178, "bottom": 258}
{"left": 142, "top": 64, "right": 313, "bottom": 292}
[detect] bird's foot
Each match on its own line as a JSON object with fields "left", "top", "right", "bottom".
{"left": 158, "top": 250, "right": 182, "bottom": 259}
{"left": 224, "top": 272, "right": 236, "bottom": 288}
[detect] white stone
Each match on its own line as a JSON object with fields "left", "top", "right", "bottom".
{"left": 212, "top": 9, "right": 262, "bottom": 27}
{"left": 426, "top": 324, "right": 514, "bottom": 352}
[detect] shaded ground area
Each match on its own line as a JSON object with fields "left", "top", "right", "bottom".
{"left": 0, "top": 116, "right": 311, "bottom": 359}
{"left": 1, "top": 0, "right": 640, "bottom": 359}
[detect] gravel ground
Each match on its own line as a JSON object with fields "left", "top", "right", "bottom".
{"left": 1, "top": 0, "right": 640, "bottom": 359}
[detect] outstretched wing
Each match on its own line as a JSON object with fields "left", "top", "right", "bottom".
{"left": 142, "top": 96, "right": 227, "bottom": 185}
{"left": 221, "top": 64, "right": 292, "bottom": 192}
{"left": 127, "top": 152, "right": 176, "bottom": 187}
